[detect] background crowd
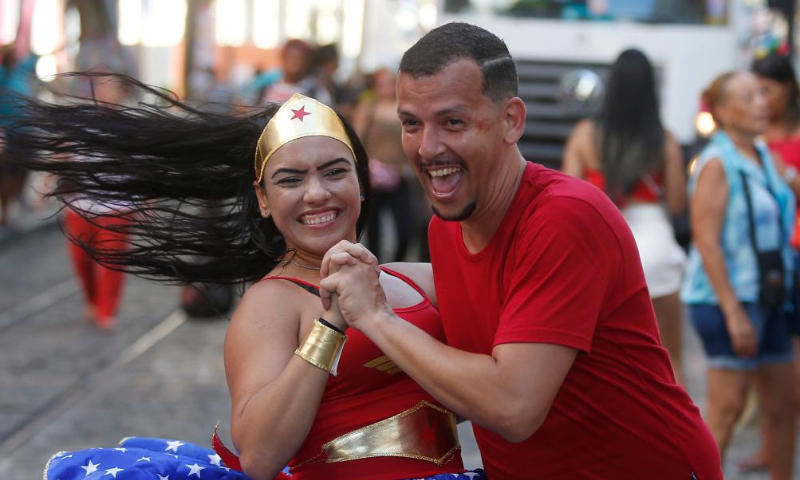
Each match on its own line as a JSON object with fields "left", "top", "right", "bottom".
{"left": 3, "top": 17, "right": 800, "bottom": 480}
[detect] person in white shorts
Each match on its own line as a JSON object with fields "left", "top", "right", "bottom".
{"left": 563, "top": 48, "right": 687, "bottom": 382}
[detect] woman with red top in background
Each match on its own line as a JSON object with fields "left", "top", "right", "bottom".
{"left": 737, "top": 52, "right": 800, "bottom": 473}
{"left": 754, "top": 53, "right": 800, "bottom": 241}
{"left": 3, "top": 78, "right": 483, "bottom": 480}
{"left": 563, "top": 48, "right": 687, "bottom": 382}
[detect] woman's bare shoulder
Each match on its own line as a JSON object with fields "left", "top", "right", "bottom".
{"left": 694, "top": 156, "right": 726, "bottom": 187}
{"left": 232, "top": 279, "right": 309, "bottom": 328}
{"left": 664, "top": 129, "right": 681, "bottom": 149}
{"left": 381, "top": 262, "right": 436, "bottom": 306}
{"left": 568, "top": 118, "right": 596, "bottom": 143}
{"left": 575, "top": 117, "right": 596, "bottom": 132}
{"left": 565, "top": 118, "right": 600, "bottom": 173}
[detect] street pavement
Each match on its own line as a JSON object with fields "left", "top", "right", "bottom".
{"left": 0, "top": 200, "right": 798, "bottom": 479}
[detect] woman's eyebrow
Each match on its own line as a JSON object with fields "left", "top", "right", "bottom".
{"left": 271, "top": 167, "right": 307, "bottom": 178}
{"left": 318, "top": 158, "right": 350, "bottom": 169}
{"left": 270, "top": 158, "right": 351, "bottom": 179}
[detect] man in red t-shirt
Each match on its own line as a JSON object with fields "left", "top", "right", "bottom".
{"left": 321, "top": 22, "right": 723, "bottom": 479}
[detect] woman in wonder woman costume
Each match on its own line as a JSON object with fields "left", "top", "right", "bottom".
{"left": 4, "top": 75, "right": 484, "bottom": 480}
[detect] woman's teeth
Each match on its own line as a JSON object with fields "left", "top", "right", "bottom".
{"left": 428, "top": 166, "right": 462, "bottom": 177}
{"left": 301, "top": 211, "right": 337, "bottom": 225}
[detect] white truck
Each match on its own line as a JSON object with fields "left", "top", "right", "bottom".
{"left": 438, "top": 0, "right": 778, "bottom": 168}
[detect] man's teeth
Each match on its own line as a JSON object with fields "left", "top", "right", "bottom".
{"left": 428, "top": 167, "right": 461, "bottom": 177}
{"left": 301, "top": 212, "right": 336, "bottom": 225}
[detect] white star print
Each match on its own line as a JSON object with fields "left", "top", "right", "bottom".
{"left": 104, "top": 467, "right": 124, "bottom": 478}
{"left": 135, "top": 456, "right": 151, "bottom": 462}
{"left": 113, "top": 448, "right": 127, "bottom": 453}
{"left": 207, "top": 454, "right": 221, "bottom": 466}
{"left": 81, "top": 460, "right": 100, "bottom": 476}
{"left": 186, "top": 463, "right": 205, "bottom": 478}
{"left": 464, "top": 473, "right": 480, "bottom": 479}
{"left": 157, "top": 475, "right": 170, "bottom": 480}
{"left": 165, "top": 440, "right": 184, "bottom": 452}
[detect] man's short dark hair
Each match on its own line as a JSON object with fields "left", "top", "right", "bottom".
{"left": 399, "top": 22, "right": 518, "bottom": 103}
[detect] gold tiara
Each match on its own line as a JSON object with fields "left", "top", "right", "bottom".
{"left": 254, "top": 93, "right": 355, "bottom": 183}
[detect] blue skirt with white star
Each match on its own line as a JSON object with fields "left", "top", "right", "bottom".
{"left": 45, "top": 437, "right": 487, "bottom": 480}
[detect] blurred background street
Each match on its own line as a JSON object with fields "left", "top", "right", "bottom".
{"left": 2, "top": 0, "right": 800, "bottom": 479}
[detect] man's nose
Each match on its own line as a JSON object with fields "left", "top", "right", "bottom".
{"left": 418, "top": 127, "right": 445, "bottom": 160}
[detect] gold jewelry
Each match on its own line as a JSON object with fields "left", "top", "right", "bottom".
{"left": 254, "top": 93, "right": 356, "bottom": 183}
{"left": 295, "top": 319, "right": 347, "bottom": 375}
{"left": 295, "top": 400, "right": 460, "bottom": 468}
{"left": 279, "top": 259, "right": 321, "bottom": 271}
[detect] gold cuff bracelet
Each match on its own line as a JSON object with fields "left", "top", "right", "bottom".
{"left": 295, "top": 319, "right": 348, "bottom": 376}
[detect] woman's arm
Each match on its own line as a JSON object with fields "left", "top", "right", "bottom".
{"left": 225, "top": 282, "right": 337, "bottom": 480}
{"left": 691, "top": 158, "right": 757, "bottom": 358}
{"left": 663, "top": 130, "right": 687, "bottom": 215}
{"left": 562, "top": 119, "right": 594, "bottom": 178}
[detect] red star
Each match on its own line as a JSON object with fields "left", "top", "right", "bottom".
{"left": 290, "top": 105, "right": 311, "bottom": 122}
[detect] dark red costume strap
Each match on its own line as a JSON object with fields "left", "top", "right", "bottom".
{"left": 261, "top": 275, "right": 321, "bottom": 296}
{"left": 260, "top": 269, "right": 430, "bottom": 301}
{"left": 379, "top": 266, "right": 430, "bottom": 301}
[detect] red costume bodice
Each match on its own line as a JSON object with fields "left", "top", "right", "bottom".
{"left": 267, "top": 267, "right": 464, "bottom": 480}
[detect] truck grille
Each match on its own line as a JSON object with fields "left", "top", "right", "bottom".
{"left": 516, "top": 60, "right": 610, "bottom": 170}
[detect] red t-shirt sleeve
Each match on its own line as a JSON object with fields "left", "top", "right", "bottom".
{"left": 495, "top": 195, "right": 623, "bottom": 353}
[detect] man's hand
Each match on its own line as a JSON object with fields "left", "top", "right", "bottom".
{"left": 320, "top": 241, "right": 392, "bottom": 331}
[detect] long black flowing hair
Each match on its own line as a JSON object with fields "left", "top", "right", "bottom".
{"left": 595, "top": 49, "right": 665, "bottom": 200}
{"left": 1, "top": 73, "right": 371, "bottom": 286}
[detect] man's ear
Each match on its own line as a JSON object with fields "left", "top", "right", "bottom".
{"left": 253, "top": 181, "right": 271, "bottom": 218}
{"left": 502, "top": 97, "right": 527, "bottom": 145}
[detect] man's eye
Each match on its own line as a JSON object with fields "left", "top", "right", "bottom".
{"left": 446, "top": 118, "right": 463, "bottom": 126}
{"left": 401, "top": 119, "right": 419, "bottom": 127}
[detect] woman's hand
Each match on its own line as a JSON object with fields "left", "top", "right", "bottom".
{"left": 320, "top": 241, "right": 391, "bottom": 332}
{"left": 321, "top": 293, "right": 347, "bottom": 332}
{"left": 724, "top": 305, "right": 757, "bottom": 358}
{"left": 319, "top": 243, "right": 375, "bottom": 331}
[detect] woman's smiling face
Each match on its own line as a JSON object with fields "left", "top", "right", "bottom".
{"left": 254, "top": 136, "right": 361, "bottom": 260}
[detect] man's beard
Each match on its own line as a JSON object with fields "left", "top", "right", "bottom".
{"left": 431, "top": 200, "right": 477, "bottom": 222}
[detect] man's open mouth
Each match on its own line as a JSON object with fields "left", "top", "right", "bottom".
{"left": 426, "top": 165, "right": 464, "bottom": 196}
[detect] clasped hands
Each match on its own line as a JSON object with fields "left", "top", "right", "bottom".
{"left": 319, "top": 241, "right": 394, "bottom": 333}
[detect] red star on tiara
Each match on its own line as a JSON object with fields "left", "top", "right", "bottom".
{"left": 291, "top": 105, "right": 311, "bottom": 122}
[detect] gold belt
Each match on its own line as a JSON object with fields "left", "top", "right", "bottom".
{"left": 299, "top": 400, "right": 460, "bottom": 467}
